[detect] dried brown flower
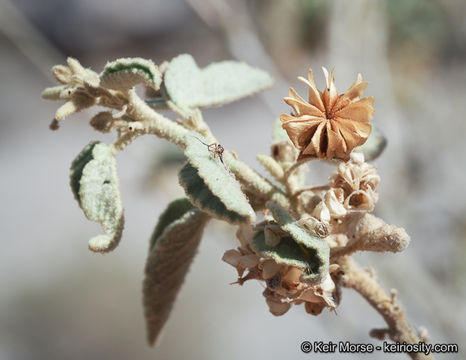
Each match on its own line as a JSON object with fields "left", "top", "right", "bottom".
{"left": 329, "top": 158, "right": 380, "bottom": 212}
{"left": 222, "top": 227, "right": 337, "bottom": 317}
{"left": 280, "top": 68, "right": 374, "bottom": 160}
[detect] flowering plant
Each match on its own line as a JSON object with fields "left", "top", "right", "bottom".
{"left": 42, "top": 54, "right": 431, "bottom": 359}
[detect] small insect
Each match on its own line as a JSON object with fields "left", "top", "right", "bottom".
{"left": 195, "top": 137, "right": 225, "bottom": 164}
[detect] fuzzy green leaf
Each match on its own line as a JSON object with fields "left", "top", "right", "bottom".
{"left": 70, "top": 142, "right": 124, "bottom": 253}
{"left": 164, "top": 54, "right": 273, "bottom": 110}
{"left": 178, "top": 133, "right": 255, "bottom": 224}
{"left": 357, "top": 126, "right": 387, "bottom": 161}
{"left": 252, "top": 232, "right": 321, "bottom": 272}
{"left": 257, "top": 154, "right": 284, "bottom": 181}
{"left": 270, "top": 118, "right": 297, "bottom": 164}
{"left": 149, "top": 198, "right": 195, "bottom": 249}
{"left": 272, "top": 118, "right": 289, "bottom": 143}
{"left": 179, "top": 163, "right": 249, "bottom": 224}
{"left": 41, "top": 85, "right": 67, "bottom": 100}
{"left": 100, "top": 58, "right": 162, "bottom": 91}
{"left": 70, "top": 141, "right": 100, "bottom": 205}
{"left": 143, "top": 205, "right": 208, "bottom": 346}
{"left": 251, "top": 202, "right": 329, "bottom": 283}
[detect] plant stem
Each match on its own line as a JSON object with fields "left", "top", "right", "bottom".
{"left": 337, "top": 257, "right": 433, "bottom": 360}
{"left": 117, "top": 90, "right": 290, "bottom": 209}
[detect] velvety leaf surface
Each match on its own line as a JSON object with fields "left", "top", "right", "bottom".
{"left": 100, "top": 57, "right": 162, "bottom": 91}
{"left": 70, "top": 142, "right": 124, "bottom": 253}
{"left": 164, "top": 54, "right": 273, "bottom": 110}
{"left": 149, "top": 198, "right": 195, "bottom": 249}
{"left": 251, "top": 202, "right": 329, "bottom": 283}
{"left": 178, "top": 133, "right": 255, "bottom": 224}
{"left": 143, "top": 204, "right": 208, "bottom": 346}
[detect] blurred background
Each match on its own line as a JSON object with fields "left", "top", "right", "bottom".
{"left": 1, "top": 0, "right": 465, "bottom": 359}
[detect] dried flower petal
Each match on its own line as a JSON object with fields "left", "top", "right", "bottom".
{"left": 345, "top": 190, "right": 374, "bottom": 211}
{"left": 324, "top": 189, "right": 347, "bottom": 218}
{"left": 237, "top": 254, "right": 260, "bottom": 268}
{"left": 305, "top": 301, "right": 325, "bottom": 316}
{"left": 261, "top": 260, "right": 281, "bottom": 280}
{"left": 280, "top": 68, "right": 374, "bottom": 160}
{"left": 236, "top": 224, "right": 255, "bottom": 248}
{"left": 266, "top": 298, "right": 291, "bottom": 316}
{"left": 330, "top": 159, "right": 380, "bottom": 212}
{"left": 222, "top": 249, "right": 242, "bottom": 267}
{"left": 312, "top": 201, "right": 331, "bottom": 223}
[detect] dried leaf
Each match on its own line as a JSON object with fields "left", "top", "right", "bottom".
{"left": 143, "top": 203, "right": 208, "bottom": 346}
{"left": 70, "top": 142, "right": 124, "bottom": 253}
{"left": 164, "top": 54, "right": 273, "bottom": 110}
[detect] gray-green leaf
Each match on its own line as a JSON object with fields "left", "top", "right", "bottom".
{"left": 178, "top": 133, "right": 255, "bottom": 224}
{"left": 357, "top": 126, "right": 387, "bottom": 161}
{"left": 70, "top": 142, "right": 124, "bottom": 253}
{"left": 100, "top": 58, "right": 162, "bottom": 91}
{"left": 143, "top": 202, "right": 208, "bottom": 346}
{"left": 251, "top": 202, "right": 329, "bottom": 283}
{"left": 149, "top": 198, "right": 195, "bottom": 249}
{"left": 164, "top": 54, "right": 273, "bottom": 110}
{"left": 272, "top": 118, "right": 289, "bottom": 143}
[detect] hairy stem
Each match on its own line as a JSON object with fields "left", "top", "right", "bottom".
{"left": 117, "top": 90, "right": 289, "bottom": 208}
{"left": 127, "top": 89, "right": 189, "bottom": 147}
{"left": 338, "top": 257, "right": 432, "bottom": 360}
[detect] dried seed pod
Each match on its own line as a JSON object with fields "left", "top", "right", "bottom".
{"left": 329, "top": 159, "right": 380, "bottom": 211}
{"left": 280, "top": 68, "right": 374, "bottom": 160}
{"left": 297, "top": 214, "right": 329, "bottom": 238}
{"left": 324, "top": 189, "right": 347, "bottom": 218}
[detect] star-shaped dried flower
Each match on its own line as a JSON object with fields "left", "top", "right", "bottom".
{"left": 280, "top": 68, "right": 374, "bottom": 160}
